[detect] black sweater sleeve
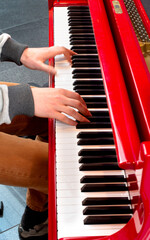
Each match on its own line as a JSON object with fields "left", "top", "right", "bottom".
{"left": 1, "top": 37, "right": 28, "bottom": 65}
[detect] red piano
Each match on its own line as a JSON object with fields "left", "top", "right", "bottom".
{"left": 48, "top": 0, "right": 150, "bottom": 239}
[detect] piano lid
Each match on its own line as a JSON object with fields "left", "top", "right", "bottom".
{"left": 87, "top": 0, "right": 141, "bottom": 168}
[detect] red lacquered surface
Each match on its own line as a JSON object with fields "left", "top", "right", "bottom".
{"left": 49, "top": 0, "right": 87, "bottom": 8}
{"left": 48, "top": 6, "right": 57, "bottom": 240}
{"left": 88, "top": 0, "right": 140, "bottom": 168}
{"left": 135, "top": 142, "right": 150, "bottom": 240}
{"left": 133, "top": 0, "right": 150, "bottom": 38}
{"left": 104, "top": 0, "right": 150, "bottom": 143}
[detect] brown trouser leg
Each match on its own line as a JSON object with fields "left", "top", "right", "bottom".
{"left": 0, "top": 82, "right": 48, "bottom": 212}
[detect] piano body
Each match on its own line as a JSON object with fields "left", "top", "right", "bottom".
{"left": 48, "top": 0, "right": 150, "bottom": 239}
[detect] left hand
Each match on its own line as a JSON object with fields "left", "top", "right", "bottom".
{"left": 20, "top": 46, "right": 76, "bottom": 75}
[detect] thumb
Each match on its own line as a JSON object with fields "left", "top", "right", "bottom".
{"left": 39, "top": 62, "right": 57, "bottom": 75}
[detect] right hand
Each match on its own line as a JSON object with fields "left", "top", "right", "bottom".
{"left": 21, "top": 46, "right": 77, "bottom": 75}
{"left": 31, "top": 87, "right": 92, "bottom": 126}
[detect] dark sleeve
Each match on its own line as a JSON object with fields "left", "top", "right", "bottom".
{"left": 1, "top": 38, "right": 28, "bottom": 66}
{"left": 8, "top": 84, "right": 35, "bottom": 120}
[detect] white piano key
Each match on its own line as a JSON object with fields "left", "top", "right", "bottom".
{"left": 57, "top": 190, "right": 129, "bottom": 198}
{"left": 56, "top": 169, "right": 125, "bottom": 177}
{"left": 57, "top": 210, "right": 126, "bottom": 238}
{"left": 57, "top": 182, "right": 127, "bottom": 190}
{"left": 57, "top": 204, "right": 84, "bottom": 214}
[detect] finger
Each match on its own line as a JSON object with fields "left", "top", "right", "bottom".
{"left": 53, "top": 111, "right": 77, "bottom": 126}
{"left": 66, "top": 98, "right": 91, "bottom": 117}
{"left": 64, "top": 49, "right": 77, "bottom": 64}
{"left": 60, "top": 91, "right": 92, "bottom": 116}
{"left": 38, "top": 62, "right": 57, "bottom": 75}
{"left": 68, "top": 49, "right": 77, "bottom": 55}
{"left": 59, "top": 89, "right": 86, "bottom": 107}
{"left": 59, "top": 106, "right": 90, "bottom": 123}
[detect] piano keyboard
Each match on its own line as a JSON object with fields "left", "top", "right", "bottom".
{"left": 54, "top": 6, "right": 135, "bottom": 239}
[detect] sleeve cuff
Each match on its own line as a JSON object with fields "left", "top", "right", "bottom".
{"left": 1, "top": 38, "right": 28, "bottom": 65}
{"left": 8, "top": 84, "right": 35, "bottom": 120}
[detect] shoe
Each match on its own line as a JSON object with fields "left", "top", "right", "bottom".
{"left": 18, "top": 206, "right": 48, "bottom": 240}
{"left": 18, "top": 218, "right": 48, "bottom": 240}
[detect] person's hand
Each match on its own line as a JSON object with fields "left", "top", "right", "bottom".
{"left": 31, "top": 87, "right": 91, "bottom": 126}
{"left": 20, "top": 46, "right": 76, "bottom": 75}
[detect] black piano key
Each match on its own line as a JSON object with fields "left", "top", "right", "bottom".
{"left": 78, "top": 148, "right": 116, "bottom": 157}
{"left": 71, "top": 48, "right": 96, "bottom": 54}
{"left": 68, "top": 11, "right": 90, "bottom": 14}
{"left": 72, "top": 58, "right": 99, "bottom": 64}
{"left": 68, "top": 6, "right": 89, "bottom": 11}
{"left": 80, "top": 175, "right": 126, "bottom": 183}
{"left": 72, "top": 54, "right": 98, "bottom": 60}
{"left": 68, "top": 12, "right": 90, "bottom": 16}
{"left": 68, "top": 16, "right": 94, "bottom": 24}
{"left": 79, "top": 162, "right": 120, "bottom": 171}
{"left": 83, "top": 206, "right": 133, "bottom": 215}
{"left": 68, "top": 9, "right": 90, "bottom": 13}
{"left": 72, "top": 68, "right": 100, "bottom": 74}
{"left": 77, "top": 131, "right": 113, "bottom": 139}
{"left": 82, "top": 197, "right": 131, "bottom": 206}
{"left": 76, "top": 122, "right": 111, "bottom": 129}
{"left": 84, "top": 215, "right": 131, "bottom": 225}
{"left": 70, "top": 40, "right": 95, "bottom": 45}
{"left": 69, "top": 26, "right": 92, "bottom": 31}
{"left": 86, "top": 116, "right": 110, "bottom": 122}
{"left": 69, "top": 21, "right": 92, "bottom": 27}
{"left": 74, "top": 87, "right": 105, "bottom": 94}
{"left": 75, "top": 89, "right": 105, "bottom": 94}
{"left": 68, "top": 6, "right": 89, "bottom": 10}
{"left": 81, "top": 183, "right": 127, "bottom": 192}
{"left": 73, "top": 85, "right": 104, "bottom": 90}
{"left": 73, "top": 80, "right": 102, "bottom": 85}
{"left": 86, "top": 102, "right": 108, "bottom": 108}
{"left": 78, "top": 138, "right": 114, "bottom": 145}
{"left": 72, "top": 62, "right": 100, "bottom": 68}
{"left": 71, "top": 48, "right": 97, "bottom": 54}
{"left": 71, "top": 45, "right": 96, "bottom": 51}
{"left": 72, "top": 56, "right": 98, "bottom": 61}
{"left": 90, "top": 110, "right": 110, "bottom": 116}
{"left": 69, "top": 32, "right": 94, "bottom": 36}
{"left": 72, "top": 56, "right": 99, "bottom": 61}
{"left": 73, "top": 73, "right": 102, "bottom": 79}
{"left": 79, "top": 155, "right": 117, "bottom": 163}
{"left": 69, "top": 28, "right": 94, "bottom": 34}
{"left": 83, "top": 96, "right": 106, "bottom": 101}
